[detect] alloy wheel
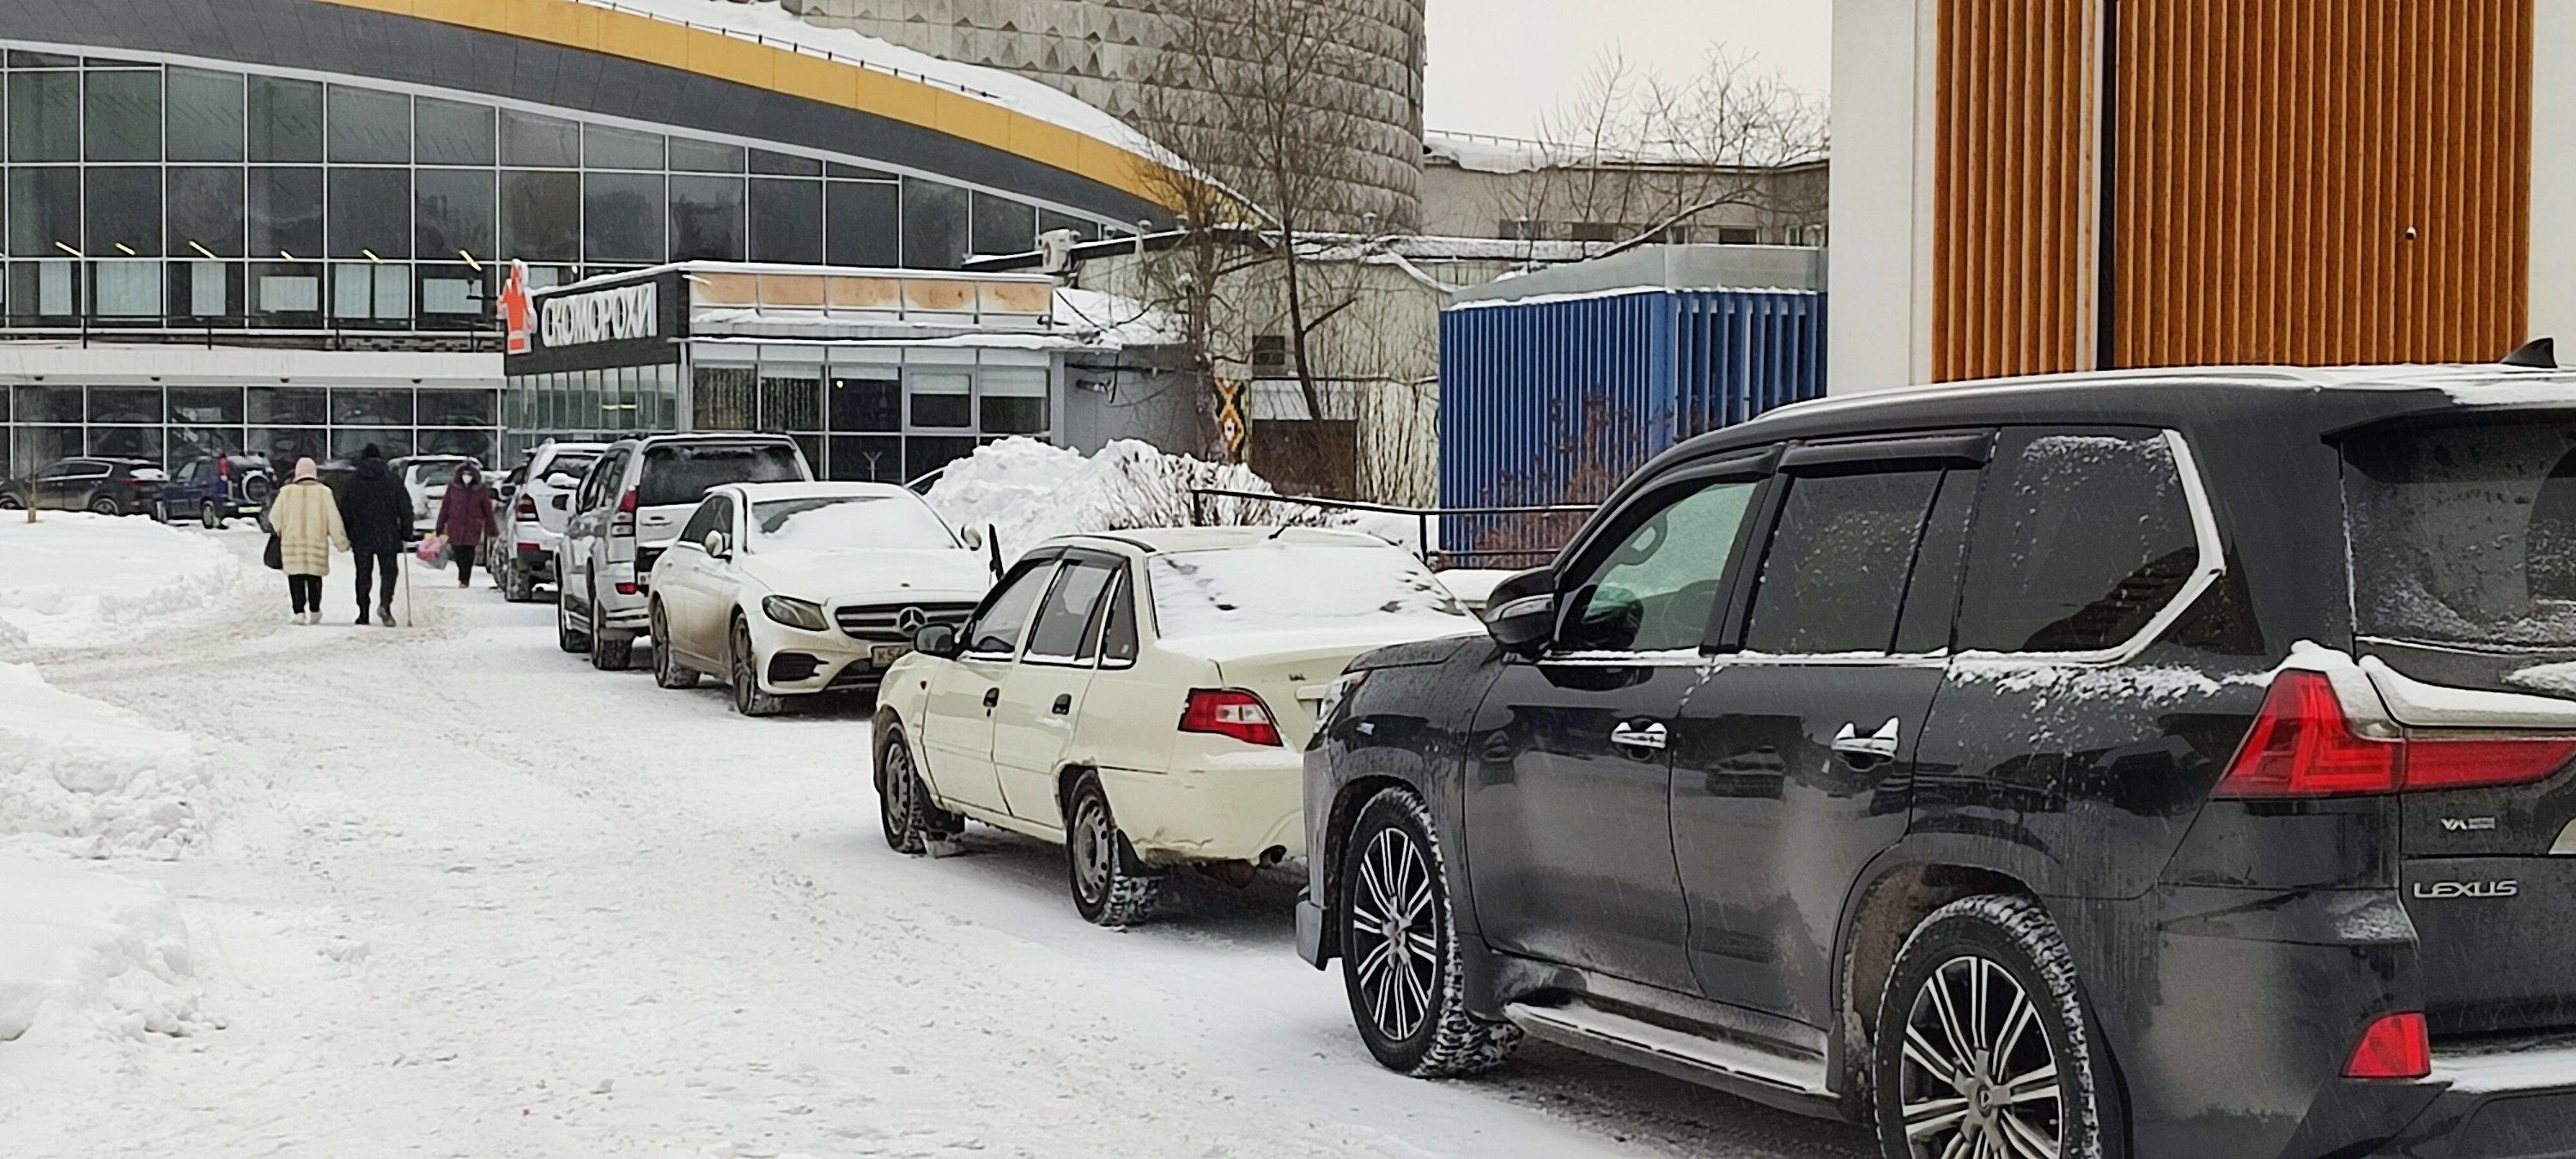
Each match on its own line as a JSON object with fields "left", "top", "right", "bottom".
{"left": 732, "top": 622, "right": 755, "bottom": 712}
{"left": 1897, "top": 955, "right": 2064, "bottom": 1159}
{"left": 881, "top": 741, "right": 917, "bottom": 834}
{"left": 1347, "top": 826, "right": 1440, "bottom": 1044}
{"left": 1068, "top": 792, "right": 1115, "bottom": 904}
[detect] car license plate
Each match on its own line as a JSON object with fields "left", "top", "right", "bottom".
{"left": 872, "top": 644, "right": 910, "bottom": 667}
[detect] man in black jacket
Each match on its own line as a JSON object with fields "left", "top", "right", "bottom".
{"left": 337, "top": 446, "right": 413, "bottom": 626}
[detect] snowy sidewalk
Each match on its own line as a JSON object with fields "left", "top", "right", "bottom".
{"left": 0, "top": 526, "right": 1866, "bottom": 1158}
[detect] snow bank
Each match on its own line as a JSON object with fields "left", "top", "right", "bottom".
{"left": 0, "top": 853, "right": 219, "bottom": 1044}
{"left": 0, "top": 662, "right": 208, "bottom": 860}
{"left": 0, "top": 514, "right": 249, "bottom": 648}
{"left": 924, "top": 438, "right": 1340, "bottom": 563}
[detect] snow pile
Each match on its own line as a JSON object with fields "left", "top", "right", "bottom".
{"left": 0, "top": 853, "right": 220, "bottom": 1044}
{"left": 0, "top": 662, "right": 209, "bottom": 860}
{"left": 1147, "top": 539, "right": 1471, "bottom": 641}
{"left": 0, "top": 514, "right": 250, "bottom": 648}
{"left": 924, "top": 438, "right": 1338, "bottom": 563}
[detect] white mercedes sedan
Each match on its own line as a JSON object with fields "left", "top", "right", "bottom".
{"left": 647, "top": 481, "right": 996, "bottom": 716}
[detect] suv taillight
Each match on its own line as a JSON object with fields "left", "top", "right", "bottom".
{"left": 2214, "top": 671, "right": 2576, "bottom": 798}
{"left": 1179, "top": 689, "right": 1283, "bottom": 747}
{"left": 611, "top": 488, "right": 636, "bottom": 537}
{"left": 515, "top": 493, "right": 537, "bottom": 519}
{"left": 2344, "top": 1011, "right": 2432, "bottom": 1080}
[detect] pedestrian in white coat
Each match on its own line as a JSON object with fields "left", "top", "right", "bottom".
{"left": 269, "top": 458, "right": 349, "bottom": 625}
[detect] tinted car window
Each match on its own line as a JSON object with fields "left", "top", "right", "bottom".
{"left": 678, "top": 495, "right": 726, "bottom": 547}
{"left": 1743, "top": 468, "right": 1944, "bottom": 654}
{"left": 2345, "top": 416, "right": 2576, "bottom": 646}
{"left": 1027, "top": 561, "right": 1115, "bottom": 659}
{"left": 1956, "top": 428, "right": 2199, "bottom": 653}
{"left": 968, "top": 561, "right": 1056, "bottom": 657}
{"left": 1100, "top": 572, "right": 1139, "bottom": 664}
{"left": 638, "top": 443, "right": 804, "bottom": 507}
{"left": 1560, "top": 479, "right": 1760, "bottom": 653}
{"left": 1893, "top": 467, "right": 1982, "bottom": 653}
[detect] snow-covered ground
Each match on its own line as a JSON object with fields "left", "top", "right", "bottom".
{"left": 0, "top": 518, "right": 1866, "bottom": 1157}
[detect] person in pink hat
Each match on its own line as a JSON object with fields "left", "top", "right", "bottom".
{"left": 267, "top": 457, "right": 347, "bottom": 625}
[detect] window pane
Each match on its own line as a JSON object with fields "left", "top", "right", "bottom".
{"left": 979, "top": 367, "right": 1048, "bottom": 434}
{"left": 328, "top": 85, "right": 410, "bottom": 163}
{"left": 759, "top": 366, "right": 821, "bottom": 431}
{"left": 9, "top": 73, "right": 78, "bottom": 161}
{"left": 415, "top": 168, "right": 495, "bottom": 260}
{"left": 9, "top": 167, "right": 80, "bottom": 256}
{"left": 9, "top": 51, "right": 79, "bottom": 69}
{"left": 332, "top": 387, "right": 413, "bottom": 426}
{"left": 250, "top": 261, "right": 322, "bottom": 321}
{"left": 331, "top": 263, "right": 406, "bottom": 321}
{"left": 15, "top": 385, "right": 82, "bottom": 422}
{"left": 1956, "top": 429, "right": 2200, "bottom": 653}
{"left": 905, "top": 435, "right": 975, "bottom": 479}
{"left": 1561, "top": 480, "right": 1759, "bottom": 653}
{"left": 829, "top": 368, "right": 900, "bottom": 432}
{"left": 167, "top": 167, "right": 246, "bottom": 258}
{"left": 908, "top": 370, "right": 971, "bottom": 428}
{"left": 168, "top": 387, "right": 244, "bottom": 423}
{"left": 827, "top": 161, "right": 896, "bottom": 180}
{"left": 750, "top": 149, "right": 822, "bottom": 176}
{"left": 88, "top": 427, "right": 162, "bottom": 461}
{"left": 692, "top": 365, "right": 756, "bottom": 431}
{"left": 902, "top": 178, "right": 969, "bottom": 269}
{"left": 1742, "top": 469, "right": 1943, "bottom": 654}
{"left": 826, "top": 180, "right": 900, "bottom": 266}
{"left": 827, "top": 434, "right": 902, "bottom": 482}
{"left": 249, "top": 76, "right": 323, "bottom": 162}
{"left": 970, "top": 191, "right": 1036, "bottom": 258}
{"left": 85, "top": 70, "right": 162, "bottom": 161}
{"left": 416, "top": 263, "right": 489, "bottom": 323}
{"left": 86, "top": 167, "right": 160, "bottom": 256}
{"left": 582, "top": 123, "right": 664, "bottom": 170}
{"left": 90, "top": 260, "right": 161, "bottom": 318}
{"left": 168, "top": 260, "right": 240, "bottom": 320}
{"left": 501, "top": 170, "right": 580, "bottom": 262}
{"left": 252, "top": 426, "right": 326, "bottom": 467}
{"left": 1039, "top": 209, "right": 1094, "bottom": 241}
{"left": 167, "top": 68, "right": 246, "bottom": 162}
{"left": 417, "top": 429, "right": 495, "bottom": 460}
{"left": 1028, "top": 562, "right": 1115, "bottom": 658}
{"left": 582, "top": 172, "right": 665, "bottom": 264}
{"left": 749, "top": 179, "right": 823, "bottom": 264}
{"left": 669, "top": 137, "right": 744, "bottom": 173}
{"left": 168, "top": 426, "right": 247, "bottom": 465}
{"left": 329, "top": 167, "right": 411, "bottom": 258}
{"left": 249, "top": 167, "right": 324, "bottom": 258}
{"left": 415, "top": 97, "right": 495, "bottom": 166}
{"left": 670, "top": 175, "right": 745, "bottom": 262}
{"left": 417, "top": 388, "right": 495, "bottom": 427}
{"left": 500, "top": 111, "right": 579, "bottom": 167}
{"left": 332, "top": 428, "right": 411, "bottom": 460}
{"left": 7, "top": 260, "right": 82, "bottom": 320}
{"left": 88, "top": 386, "right": 161, "bottom": 422}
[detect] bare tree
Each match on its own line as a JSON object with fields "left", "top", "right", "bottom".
{"left": 1488, "top": 48, "right": 1828, "bottom": 255}
{"left": 1118, "top": 0, "right": 1400, "bottom": 495}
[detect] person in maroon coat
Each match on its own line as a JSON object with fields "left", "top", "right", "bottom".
{"left": 434, "top": 464, "right": 501, "bottom": 588}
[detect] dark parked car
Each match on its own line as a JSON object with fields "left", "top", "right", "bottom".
{"left": 1301, "top": 364, "right": 2576, "bottom": 1159}
{"left": 0, "top": 457, "right": 166, "bottom": 514}
{"left": 153, "top": 454, "right": 275, "bottom": 528}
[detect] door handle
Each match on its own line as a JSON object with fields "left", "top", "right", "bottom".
{"left": 982, "top": 687, "right": 1002, "bottom": 710}
{"left": 1831, "top": 719, "right": 1903, "bottom": 763}
{"left": 1608, "top": 720, "right": 1668, "bottom": 752}
{"left": 1051, "top": 694, "right": 1072, "bottom": 715}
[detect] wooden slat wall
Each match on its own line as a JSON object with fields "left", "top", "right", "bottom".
{"left": 2111, "top": 0, "right": 2531, "bottom": 367}
{"left": 1934, "top": 0, "right": 2099, "bottom": 382}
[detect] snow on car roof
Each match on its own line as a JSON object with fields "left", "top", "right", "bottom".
{"left": 1065, "top": 525, "right": 1394, "bottom": 555}
{"left": 727, "top": 481, "right": 920, "bottom": 503}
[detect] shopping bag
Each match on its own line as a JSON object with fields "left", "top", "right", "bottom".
{"left": 415, "top": 533, "right": 449, "bottom": 565}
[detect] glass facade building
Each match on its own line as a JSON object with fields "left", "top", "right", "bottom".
{"left": 0, "top": 47, "right": 1126, "bottom": 336}
{"left": 3, "top": 381, "right": 499, "bottom": 477}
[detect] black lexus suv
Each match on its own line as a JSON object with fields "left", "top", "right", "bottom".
{"left": 1300, "top": 365, "right": 2576, "bottom": 1159}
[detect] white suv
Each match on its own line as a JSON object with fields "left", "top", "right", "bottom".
{"left": 556, "top": 434, "right": 811, "bottom": 671}
{"left": 495, "top": 440, "right": 605, "bottom": 603}
{"left": 872, "top": 527, "right": 1479, "bottom": 925}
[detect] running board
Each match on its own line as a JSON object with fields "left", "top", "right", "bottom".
{"left": 1503, "top": 1001, "right": 1840, "bottom": 1117}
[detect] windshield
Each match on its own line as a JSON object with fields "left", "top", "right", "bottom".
{"left": 2345, "top": 416, "right": 2576, "bottom": 647}
{"left": 752, "top": 495, "right": 957, "bottom": 551}
{"left": 638, "top": 444, "right": 804, "bottom": 507}
{"left": 544, "top": 452, "right": 599, "bottom": 477}
{"left": 1146, "top": 541, "right": 1472, "bottom": 640}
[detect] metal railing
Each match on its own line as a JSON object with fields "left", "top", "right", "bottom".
{"left": 571, "top": 0, "right": 1004, "bottom": 101}
{"left": 1187, "top": 488, "right": 1596, "bottom": 571}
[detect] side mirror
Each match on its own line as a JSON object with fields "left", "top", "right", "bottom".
{"left": 550, "top": 495, "right": 569, "bottom": 511}
{"left": 1485, "top": 566, "right": 1554, "bottom": 610}
{"left": 914, "top": 623, "right": 961, "bottom": 658}
{"left": 959, "top": 525, "right": 986, "bottom": 551}
{"left": 703, "top": 530, "right": 731, "bottom": 559}
{"left": 1485, "top": 593, "right": 1557, "bottom": 654}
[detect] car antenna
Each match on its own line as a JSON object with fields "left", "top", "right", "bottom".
{"left": 2503, "top": 337, "right": 2557, "bottom": 368}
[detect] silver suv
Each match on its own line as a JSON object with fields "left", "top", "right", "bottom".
{"left": 495, "top": 440, "right": 606, "bottom": 603}
{"left": 556, "top": 433, "right": 811, "bottom": 671}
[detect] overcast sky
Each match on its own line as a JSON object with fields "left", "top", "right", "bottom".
{"left": 1422, "top": 0, "right": 1831, "bottom": 139}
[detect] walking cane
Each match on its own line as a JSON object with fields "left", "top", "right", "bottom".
{"left": 402, "top": 539, "right": 415, "bottom": 628}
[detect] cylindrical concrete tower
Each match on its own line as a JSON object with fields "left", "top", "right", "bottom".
{"left": 771, "top": 0, "right": 1428, "bottom": 228}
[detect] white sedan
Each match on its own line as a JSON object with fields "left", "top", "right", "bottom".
{"left": 647, "top": 482, "right": 997, "bottom": 716}
{"left": 872, "top": 527, "right": 1479, "bottom": 926}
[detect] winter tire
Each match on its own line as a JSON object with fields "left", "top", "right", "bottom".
{"left": 0, "top": 494, "right": 22, "bottom": 510}
{"left": 556, "top": 584, "right": 590, "bottom": 653}
{"left": 1339, "top": 786, "right": 1521, "bottom": 1077}
{"left": 152, "top": 501, "right": 170, "bottom": 523}
{"left": 650, "top": 601, "right": 700, "bottom": 689}
{"left": 587, "top": 581, "right": 633, "bottom": 671}
{"left": 877, "top": 725, "right": 957, "bottom": 854}
{"left": 202, "top": 503, "right": 225, "bottom": 530}
{"left": 1873, "top": 895, "right": 2123, "bottom": 1159}
{"left": 89, "top": 496, "right": 120, "bottom": 516}
{"left": 1065, "top": 770, "right": 1165, "bottom": 927}
{"left": 728, "top": 616, "right": 786, "bottom": 717}
{"left": 502, "top": 556, "right": 536, "bottom": 604}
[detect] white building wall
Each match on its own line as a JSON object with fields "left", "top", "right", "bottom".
{"left": 1827, "top": 0, "right": 1937, "bottom": 393}
{"left": 2531, "top": 3, "right": 2576, "bottom": 350}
